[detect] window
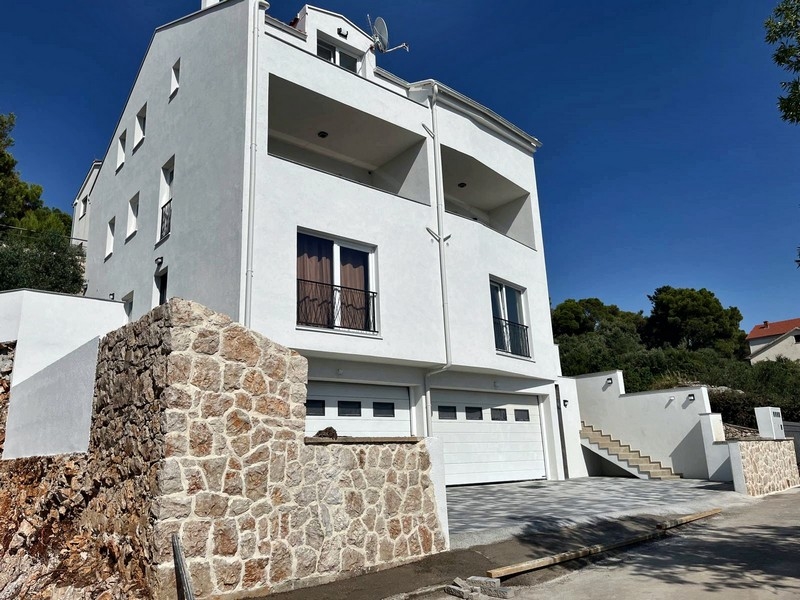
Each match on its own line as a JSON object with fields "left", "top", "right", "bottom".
{"left": 491, "top": 408, "right": 507, "bottom": 421}
{"left": 122, "top": 291, "right": 134, "bottom": 320}
{"left": 465, "top": 406, "right": 483, "bottom": 421}
{"left": 490, "top": 280, "right": 530, "bottom": 357}
{"left": 105, "top": 217, "right": 115, "bottom": 258}
{"left": 338, "top": 401, "right": 361, "bottom": 417}
{"left": 297, "top": 232, "right": 376, "bottom": 332}
{"left": 116, "top": 130, "right": 127, "bottom": 171}
{"left": 170, "top": 59, "right": 180, "bottom": 98}
{"left": 158, "top": 158, "right": 174, "bottom": 241}
{"left": 155, "top": 269, "right": 168, "bottom": 305}
{"left": 373, "top": 402, "right": 395, "bottom": 418}
{"left": 79, "top": 196, "right": 88, "bottom": 219}
{"left": 794, "top": 334, "right": 800, "bottom": 344}
{"left": 438, "top": 406, "right": 457, "bottom": 420}
{"left": 514, "top": 409, "right": 530, "bottom": 422}
{"left": 317, "top": 38, "right": 359, "bottom": 73}
{"left": 306, "top": 399, "right": 325, "bottom": 416}
{"left": 126, "top": 193, "right": 139, "bottom": 239}
{"left": 134, "top": 103, "right": 147, "bottom": 149}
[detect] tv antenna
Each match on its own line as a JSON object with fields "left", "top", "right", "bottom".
{"left": 367, "top": 15, "right": 409, "bottom": 54}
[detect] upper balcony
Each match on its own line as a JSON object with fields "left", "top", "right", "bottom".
{"left": 441, "top": 145, "right": 535, "bottom": 249}
{"left": 268, "top": 75, "right": 430, "bottom": 206}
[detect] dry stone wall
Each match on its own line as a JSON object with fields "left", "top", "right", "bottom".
{"left": 0, "top": 299, "right": 445, "bottom": 599}
{"left": 0, "top": 341, "right": 15, "bottom": 456}
{"left": 733, "top": 439, "right": 800, "bottom": 496}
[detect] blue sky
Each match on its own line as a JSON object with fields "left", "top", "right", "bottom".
{"left": 3, "top": 0, "right": 799, "bottom": 332}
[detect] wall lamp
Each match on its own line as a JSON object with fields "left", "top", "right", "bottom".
{"left": 605, "top": 377, "right": 613, "bottom": 386}
{"left": 108, "top": 293, "right": 115, "bottom": 300}
{"left": 687, "top": 393, "right": 696, "bottom": 402}
{"left": 154, "top": 256, "right": 164, "bottom": 266}
{"left": 562, "top": 398, "right": 569, "bottom": 408}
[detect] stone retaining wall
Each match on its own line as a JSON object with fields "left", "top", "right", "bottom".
{"left": 730, "top": 439, "right": 800, "bottom": 496}
{"left": 0, "top": 300, "right": 445, "bottom": 599}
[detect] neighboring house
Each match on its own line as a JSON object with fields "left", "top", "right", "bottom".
{"left": 70, "top": 160, "right": 101, "bottom": 250}
{"left": 746, "top": 318, "right": 800, "bottom": 364}
{"left": 72, "top": 0, "right": 573, "bottom": 486}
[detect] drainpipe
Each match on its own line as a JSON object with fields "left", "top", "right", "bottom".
{"left": 421, "top": 83, "right": 453, "bottom": 437}
{"left": 243, "top": 0, "right": 269, "bottom": 327}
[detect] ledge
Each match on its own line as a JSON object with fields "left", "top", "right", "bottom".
{"left": 304, "top": 436, "right": 423, "bottom": 445}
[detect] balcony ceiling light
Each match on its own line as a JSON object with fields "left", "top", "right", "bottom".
{"left": 457, "top": 182, "right": 467, "bottom": 188}
{"left": 317, "top": 131, "right": 329, "bottom": 138}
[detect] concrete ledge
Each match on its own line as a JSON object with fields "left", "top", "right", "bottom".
{"left": 304, "top": 436, "right": 424, "bottom": 445}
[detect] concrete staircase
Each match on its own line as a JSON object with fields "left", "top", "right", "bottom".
{"left": 580, "top": 422, "right": 681, "bottom": 480}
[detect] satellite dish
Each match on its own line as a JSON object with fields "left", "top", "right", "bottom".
{"left": 367, "top": 14, "right": 409, "bottom": 54}
{"left": 373, "top": 17, "right": 389, "bottom": 52}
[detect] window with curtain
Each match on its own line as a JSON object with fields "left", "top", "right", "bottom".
{"left": 297, "top": 232, "right": 375, "bottom": 332}
{"left": 490, "top": 279, "right": 530, "bottom": 357}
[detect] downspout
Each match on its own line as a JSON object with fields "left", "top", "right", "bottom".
{"left": 422, "top": 83, "right": 453, "bottom": 437}
{"left": 243, "top": 0, "right": 269, "bottom": 327}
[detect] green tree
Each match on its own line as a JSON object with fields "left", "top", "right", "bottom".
{"left": 765, "top": 0, "right": 800, "bottom": 124}
{"left": 641, "top": 286, "right": 747, "bottom": 358}
{"left": 0, "top": 113, "right": 71, "bottom": 235}
{"left": 0, "top": 230, "right": 85, "bottom": 294}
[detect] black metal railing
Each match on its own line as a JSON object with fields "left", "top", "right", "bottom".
{"left": 297, "top": 279, "right": 377, "bottom": 333}
{"left": 160, "top": 199, "right": 172, "bottom": 240}
{"left": 494, "top": 317, "right": 530, "bottom": 357}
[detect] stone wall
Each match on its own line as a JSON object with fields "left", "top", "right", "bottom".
{"left": 0, "top": 300, "right": 445, "bottom": 599}
{"left": 730, "top": 439, "right": 800, "bottom": 496}
{"left": 0, "top": 341, "right": 15, "bottom": 456}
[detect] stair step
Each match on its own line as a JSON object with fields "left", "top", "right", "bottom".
{"left": 582, "top": 422, "right": 681, "bottom": 481}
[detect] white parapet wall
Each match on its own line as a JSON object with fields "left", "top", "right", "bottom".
{"left": 556, "top": 376, "right": 589, "bottom": 478}
{"left": 574, "top": 370, "right": 713, "bottom": 479}
{"left": 699, "top": 413, "right": 733, "bottom": 481}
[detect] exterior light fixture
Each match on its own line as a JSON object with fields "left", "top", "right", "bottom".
{"left": 109, "top": 293, "right": 115, "bottom": 300}
{"left": 317, "top": 131, "right": 329, "bottom": 138}
{"left": 687, "top": 393, "right": 696, "bottom": 402}
{"left": 457, "top": 182, "right": 467, "bottom": 188}
{"left": 669, "top": 396, "right": 675, "bottom": 401}
{"left": 562, "top": 398, "right": 569, "bottom": 408}
{"left": 605, "top": 377, "right": 613, "bottom": 386}
{"left": 155, "top": 256, "right": 164, "bottom": 266}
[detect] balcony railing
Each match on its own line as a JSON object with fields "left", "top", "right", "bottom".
{"left": 494, "top": 317, "right": 530, "bottom": 357}
{"left": 160, "top": 199, "right": 172, "bottom": 240}
{"left": 297, "top": 279, "right": 377, "bottom": 333}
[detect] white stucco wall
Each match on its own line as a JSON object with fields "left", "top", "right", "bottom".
{"left": 750, "top": 335, "right": 800, "bottom": 363}
{"left": 557, "top": 376, "right": 589, "bottom": 478}
{"left": 699, "top": 413, "right": 733, "bottom": 481}
{"left": 0, "top": 290, "right": 126, "bottom": 387}
{"left": 83, "top": 0, "right": 250, "bottom": 321}
{"left": 575, "top": 371, "right": 712, "bottom": 479}
{"left": 3, "top": 338, "right": 100, "bottom": 459}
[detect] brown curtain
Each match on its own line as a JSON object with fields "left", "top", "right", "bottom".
{"left": 297, "top": 233, "right": 333, "bottom": 327}
{"left": 340, "top": 247, "right": 369, "bottom": 330}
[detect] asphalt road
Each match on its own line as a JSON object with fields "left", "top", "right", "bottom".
{"left": 513, "top": 488, "right": 800, "bottom": 599}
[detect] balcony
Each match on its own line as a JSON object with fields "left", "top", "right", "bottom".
{"left": 493, "top": 317, "right": 530, "bottom": 358}
{"left": 297, "top": 279, "right": 377, "bottom": 333}
{"left": 159, "top": 199, "right": 172, "bottom": 240}
{"left": 441, "top": 145, "right": 535, "bottom": 248}
{"left": 268, "top": 75, "right": 429, "bottom": 205}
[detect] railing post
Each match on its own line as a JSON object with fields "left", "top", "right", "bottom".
{"left": 172, "top": 533, "right": 196, "bottom": 600}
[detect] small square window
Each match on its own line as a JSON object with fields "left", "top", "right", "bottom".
{"left": 317, "top": 40, "right": 335, "bottom": 62}
{"left": 79, "top": 196, "right": 88, "bottom": 218}
{"left": 338, "top": 400, "right": 361, "bottom": 417}
{"left": 373, "top": 402, "right": 395, "bottom": 418}
{"left": 438, "top": 405, "right": 457, "bottom": 420}
{"left": 465, "top": 406, "right": 483, "bottom": 421}
{"left": 126, "top": 193, "right": 139, "bottom": 239}
{"left": 134, "top": 103, "right": 147, "bottom": 149}
{"left": 794, "top": 334, "right": 800, "bottom": 344}
{"left": 491, "top": 408, "right": 507, "bottom": 421}
{"left": 155, "top": 268, "right": 168, "bottom": 306}
{"left": 122, "top": 291, "right": 134, "bottom": 320}
{"left": 105, "top": 217, "right": 115, "bottom": 258}
{"left": 339, "top": 52, "right": 357, "bottom": 73}
{"left": 514, "top": 409, "right": 530, "bottom": 422}
{"left": 306, "top": 399, "right": 325, "bottom": 416}
{"left": 116, "top": 130, "right": 127, "bottom": 171}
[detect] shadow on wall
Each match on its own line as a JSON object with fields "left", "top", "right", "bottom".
{"left": 670, "top": 422, "right": 707, "bottom": 479}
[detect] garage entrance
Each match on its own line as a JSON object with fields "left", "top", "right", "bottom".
{"left": 305, "top": 382, "right": 412, "bottom": 437}
{"left": 431, "top": 390, "right": 546, "bottom": 485}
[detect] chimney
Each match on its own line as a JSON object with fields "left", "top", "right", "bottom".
{"left": 763, "top": 320, "right": 769, "bottom": 328}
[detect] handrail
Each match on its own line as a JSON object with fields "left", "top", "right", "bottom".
{"left": 297, "top": 279, "right": 377, "bottom": 333}
{"left": 493, "top": 316, "right": 530, "bottom": 357}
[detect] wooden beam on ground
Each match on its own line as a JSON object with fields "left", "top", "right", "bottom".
{"left": 486, "top": 508, "right": 722, "bottom": 579}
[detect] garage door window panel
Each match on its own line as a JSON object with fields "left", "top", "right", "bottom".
{"left": 438, "top": 405, "right": 457, "bottom": 420}
{"left": 514, "top": 409, "right": 530, "bottom": 422}
{"left": 465, "top": 406, "right": 483, "bottom": 421}
{"left": 373, "top": 402, "right": 395, "bottom": 418}
{"left": 491, "top": 408, "right": 508, "bottom": 421}
{"left": 338, "top": 401, "right": 362, "bottom": 417}
{"left": 306, "top": 399, "right": 325, "bottom": 416}
{"left": 297, "top": 232, "right": 376, "bottom": 333}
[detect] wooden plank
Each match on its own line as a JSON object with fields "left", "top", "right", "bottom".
{"left": 487, "top": 508, "right": 723, "bottom": 579}
{"left": 657, "top": 508, "right": 721, "bottom": 530}
{"left": 487, "top": 530, "right": 665, "bottom": 578}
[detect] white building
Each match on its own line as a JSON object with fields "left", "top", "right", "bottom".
{"left": 72, "top": 0, "right": 578, "bottom": 485}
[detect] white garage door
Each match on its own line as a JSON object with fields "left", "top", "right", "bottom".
{"left": 431, "top": 390, "right": 546, "bottom": 485}
{"left": 305, "top": 382, "right": 411, "bottom": 437}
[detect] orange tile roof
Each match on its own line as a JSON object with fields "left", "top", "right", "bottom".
{"left": 746, "top": 317, "right": 800, "bottom": 341}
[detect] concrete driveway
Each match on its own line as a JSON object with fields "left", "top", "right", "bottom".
{"left": 446, "top": 476, "right": 757, "bottom": 549}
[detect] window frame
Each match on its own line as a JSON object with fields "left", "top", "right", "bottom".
{"left": 465, "top": 406, "right": 483, "bottom": 421}
{"left": 296, "top": 230, "right": 378, "bottom": 334}
{"left": 373, "top": 402, "right": 395, "bottom": 418}
{"left": 490, "top": 278, "right": 531, "bottom": 358}
{"left": 316, "top": 36, "right": 360, "bottom": 73}
{"left": 116, "top": 130, "right": 127, "bottom": 172}
{"left": 437, "top": 405, "right": 457, "bottom": 420}
{"left": 126, "top": 193, "right": 139, "bottom": 240}
{"left": 491, "top": 408, "right": 508, "bottom": 422}
{"left": 133, "top": 103, "right": 147, "bottom": 150}
{"left": 170, "top": 59, "right": 181, "bottom": 99}
{"left": 158, "top": 157, "right": 175, "bottom": 242}
{"left": 306, "top": 399, "right": 325, "bottom": 417}
{"left": 337, "top": 400, "right": 362, "bottom": 417}
{"left": 105, "top": 217, "right": 115, "bottom": 259}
